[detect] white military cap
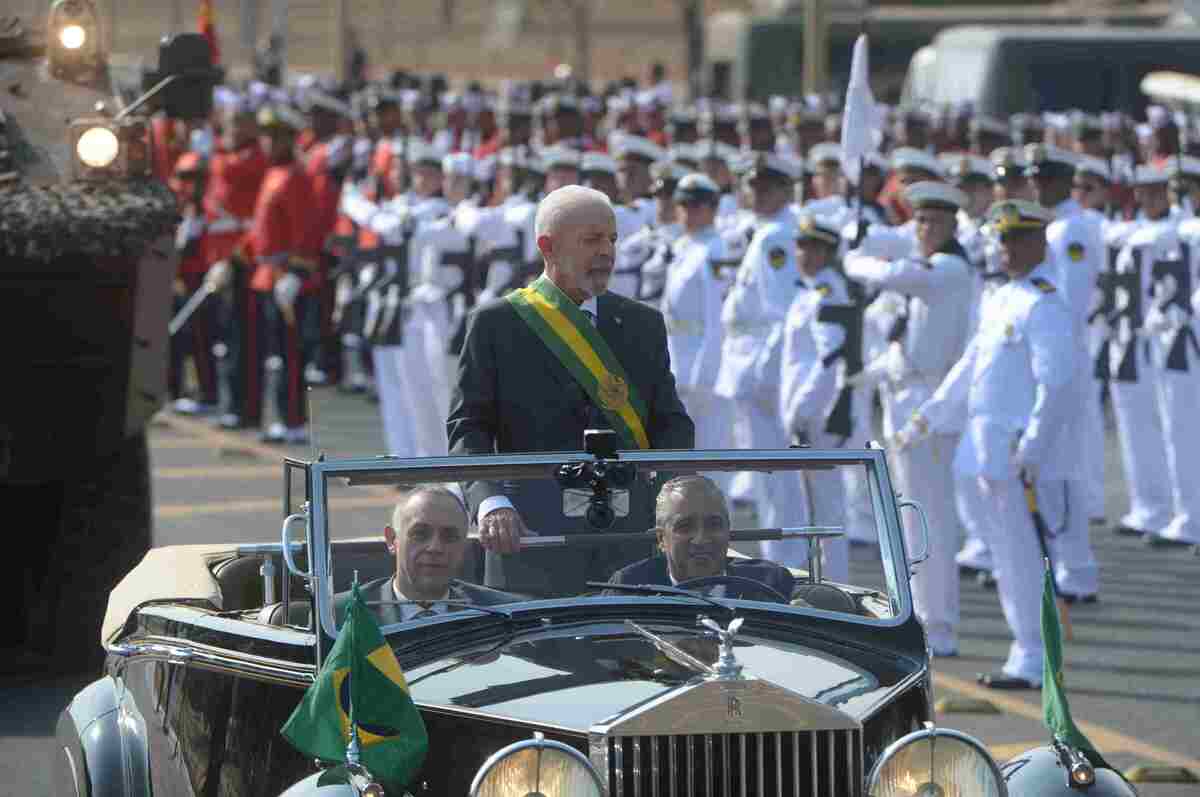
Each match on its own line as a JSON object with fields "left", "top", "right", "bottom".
{"left": 807, "top": 142, "right": 842, "bottom": 168}
{"left": 581, "top": 151, "right": 618, "bottom": 175}
{"left": 1074, "top": 155, "right": 1111, "bottom": 183}
{"left": 651, "top": 160, "right": 692, "bottom": 185}
{"left": 1132, "top": 164, "right": 1169, "bottom": 186}
{"left": 303, "top": 88, "right": 354, "bottom": 118}
{"left": 746, "top": 151, "right": 802, "bottom": 181}
{"left": 941, "top": 153, "right": 993, "bottom": 182}
{"left": 497, "top": 146, "right": 530, "bottom": 168}
{"left": 986, "top": 199, "right": 1054, "bottom": 233}
{"left": 891, "top": 147, "right": 945, "bottom": 178}
{"left": 539, "top": 145, "right": 582, "bottom": 171}
{"left": 612, "top": 134, "right": 666, "bottom": 163}
{"left": 673, "top": 172, "right": 721, "bottom": 203}
{"left": 904, "top": 181, "right": 968, "bottom": 211}
{"left": 406, "top": 139, "right": 445, "bottom": 166}
{"left": 990, "top": 146, "right": 1026, "bottom": 180}
{"left": 442, "top": 152, "right": 474, "bottom": 177}
{"left": 795, "top": 214, "right": 843, "bottom": 246}
{"left": 1023, "top": 144, "right": 1077, "bottom": 178}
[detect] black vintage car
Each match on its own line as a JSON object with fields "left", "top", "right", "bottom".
{"left": 56, "top": 445, "right": 1117, "bottom": 796}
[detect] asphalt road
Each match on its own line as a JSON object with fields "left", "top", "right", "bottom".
{"left": 3, "top": 386, "right": 1199, "bottom": 795}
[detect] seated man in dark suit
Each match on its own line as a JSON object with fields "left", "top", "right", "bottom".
{"left": 334, "top": 486, "right": 521, "bottom": 625}
{"left": 609, "top": 475, "right": 795, "bottom": 602}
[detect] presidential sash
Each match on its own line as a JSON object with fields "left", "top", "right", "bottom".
{"left": 506, "top": 276, "right": 651, "bottom": 449}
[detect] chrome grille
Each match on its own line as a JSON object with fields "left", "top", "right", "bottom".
{"left": 604, "top": 730, "right": 862, "bottom": 797}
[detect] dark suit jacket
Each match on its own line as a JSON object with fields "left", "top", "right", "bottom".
{"left": 333, "top": 576, "right": 523, "bottom": 626}
{"left": 608, "top": 555, "right": 796, "bottom": 602}
{"left": 447, "top": 288, "right": 695, "bottom": 530}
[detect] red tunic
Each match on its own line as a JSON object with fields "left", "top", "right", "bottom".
{"left": 151, "top": 116, "right": 186, "bottom": 183}
{"left": 203, "top": 143, "right": 269, "bottom": 266}
{"left": 170, "top": 151, "right": 209, "bottom": 277}
{"left": 247, "top": 163, "right": 315, "bottom": 293}
{"left": 303, "top": 140, "right": 343, "bottom": 261}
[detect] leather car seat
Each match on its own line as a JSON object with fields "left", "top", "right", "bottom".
{"left": 211, "top": 555, "right": 269, "bottom": 610}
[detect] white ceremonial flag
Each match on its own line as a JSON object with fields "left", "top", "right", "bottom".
{"left": 839, "top": 33, "right": 877, "bottom": 187}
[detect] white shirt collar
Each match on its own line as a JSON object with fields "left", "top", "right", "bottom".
{"left": 391, "top": 577, "right": 451, "bottom": 620}
{"left": 579, "top": 295, "right": 599, "bottom": 318}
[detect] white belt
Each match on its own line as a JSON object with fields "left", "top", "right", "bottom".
{"left": 208, "top": 216, "right": 252, "bottom": 235}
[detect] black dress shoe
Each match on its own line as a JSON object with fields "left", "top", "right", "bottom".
{"left": 1145, "top": 535, "right": 1195, "bottom": 548}
{"left": 975, "top": 571, "right": 997, "bottom": 590}
{"left": 1113, "top": 524, "right": 1145, "bottom": 537}
{"left": 977, "top": 672, "right": 1040, "bottom": 690}
{"left": 1060, "top": 593, "right": 1098, "bottom": 605}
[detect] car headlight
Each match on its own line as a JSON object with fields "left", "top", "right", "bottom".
{"left": 76, "top": 126, "right": 119, "bottom": 168}
{"left": 868, "top": 727, "right": 1006, "bottom": 797}
{"left": 471, "top": 734, "right": 604, "bottom": 797}
{"left": 59, "top": 24, "right": 87, "bottom": 50}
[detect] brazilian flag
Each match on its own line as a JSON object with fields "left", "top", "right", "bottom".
{"left": 1040, "top": 567, "right": 1111, "bottom": 770}
{"left": 282, "top": 584, "right": 428, "bottom": 788}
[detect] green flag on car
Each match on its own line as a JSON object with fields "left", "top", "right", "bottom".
{"left": 1040, "top": 565, "right": 1110, "bottom": 769}
{"left": 282, "top": 583, "right": 428, "bottom": 789}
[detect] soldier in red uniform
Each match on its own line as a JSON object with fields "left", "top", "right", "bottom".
{"left": 150, "top": 114, "right": 189, "bottom": 182}
{"left": 204, "top": 94, "right": 270, "bottom": 429}
{"left": 474, "top": 94, "right": 532, "bottom": 161}
{"left": 167, "top": 138, "right": 218, "bottom": 414}
{"left": 241, "top": 104, "right": 318, "bottom": 444}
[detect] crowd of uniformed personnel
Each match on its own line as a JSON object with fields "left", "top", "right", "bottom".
{"left": 157, "top": 65, "right": 1200, "bottom": 688}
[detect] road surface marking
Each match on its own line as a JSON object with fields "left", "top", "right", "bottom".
{"left": 154, "top": 465, "right": 280, "bottom": 480}
{"left": 146, "top": 435, "right": 216, "bottom": 449}
{"left": 935, "top": 672, "right": 1200, "bottom": 771}
{"left": 156, "top": 494, "right": 398, "bottom": 519}
{"left": 153, "top": 412, "right": 309, "bottom": 461}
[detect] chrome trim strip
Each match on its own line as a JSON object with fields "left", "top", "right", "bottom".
{"left": 793, "top": 731, "right": 801, "bottom": 797}
{"left": 739, "top": 734, "right": 747, "bottom": 797}
{"left": 669, "top": 736, "right": 677, "bottom": 797}
{"left": 826, "top": 731, "right": 835, "bottom": 795}
{"left": 107, "top": 637, "right": 313, "bottom": 687}
{"left": 722, "top": 735, "right": 731, "bottom": 797}
{"left": 756, "top": 732, "right": 764, "bottom": 796}
{"left": 705, "top": 735, "right": 713, "bottom": 797}
{"left": 847, "top": 730, "right": 857, "bottom": 797}
{"left": 615, "top": 738, "right": 624, "bottom": 797}
{"left": 632, "top": 736, "right": 642, "bottom": 797}
{"left": 688, "top": 736, "right": 695, "bottom": 797}
{"left": 810, "top": 731, "right": 817, "bottom": 796}
{"left": 775, "top": 733, "right": 783, "bottom": 797}
{"left": 651, "top": 736, "right": 660, "bottom": 797}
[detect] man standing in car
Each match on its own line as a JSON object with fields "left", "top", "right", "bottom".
{"left": 448, "top": 185, "right": 694, "bottom": 596}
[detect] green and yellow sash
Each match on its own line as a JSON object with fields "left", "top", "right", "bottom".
{"left": 507, "top": 276, "right": 650, "bottom": 449}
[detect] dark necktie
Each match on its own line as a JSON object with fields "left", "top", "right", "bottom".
{"left": 582, "top": 308, "right": 597, "bottom": 327}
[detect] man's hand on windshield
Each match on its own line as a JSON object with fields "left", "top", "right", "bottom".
{"left": 480, "top": 507, "right": 527, "bottom": 554}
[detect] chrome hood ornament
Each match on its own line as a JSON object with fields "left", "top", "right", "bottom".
{"left": 700, "top": 615, "right": 744, "bottom": 680}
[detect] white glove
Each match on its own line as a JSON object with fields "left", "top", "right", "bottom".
{"left": 204, "top": 259, "right": 232, "bottom": 292}
{"left": 884, "top": 341, "right": 912, "bottom": 384}
{"left": 891, "top": 413, "right": 929, "bottom": 451}
{"left": 1011, "top": 435, "right": 1038, "bottom": 483}
{"left": 274, "top": 272, "right": 302, "bottom": 310}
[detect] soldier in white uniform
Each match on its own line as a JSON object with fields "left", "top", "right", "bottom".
{"left": 612, "top": 134, "right": 666, "bottom": 229}
{"left": 845, "top": 182, "right": 974, "bottom": 656}
{"left": 1025, "top": 144, "right": 1104, "bottom": 599}
{"left": 714, "top": 152, "right": 802, "bottom": 527}
{"left": 899, "top": 200, "right": 1075, "bottom": 689}
{"left": 1132, "top": 167, "right": 1200, "bottom": 548}
{"left": 661, "top": 174, "right": 734, "bottom": 462}
{"left": 775, "top": 214, "right": 858, "bottom": 583}
{"left": 626, "top": 162, "right": 690, "bottom": 307}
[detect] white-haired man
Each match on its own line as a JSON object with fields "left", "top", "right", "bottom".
{"left": 448, "top": 185, "right": 695, "bottom": 595}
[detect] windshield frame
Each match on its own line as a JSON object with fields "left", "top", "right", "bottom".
{"left": 307, "top": 447, "right": 914, "bottom": 641}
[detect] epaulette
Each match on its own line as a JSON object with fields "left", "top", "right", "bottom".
{"left": 815, "top": 283, "right": 831, "bottom": 296}
{"left": 1030, "top": 276, "right": 1056, "bottom": 293}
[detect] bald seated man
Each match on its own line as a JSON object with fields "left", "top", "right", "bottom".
{"left": 448, "top": 185, "right": 694, "bottom": 596}
{"left": 608, "top": 475, "right": 795, "bottom": 602}
{"left": 334, "top": 486, "right": 521, "bottom": 625}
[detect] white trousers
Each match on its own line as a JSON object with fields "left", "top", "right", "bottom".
{"left": 373, "top": 345, "right": 415, "bottom": 457}
{"left": 1110, "top": 377, "right": 1174, "bottom": 532}
{"left": 1152, "top": 367, "right": 1200, "bottom": 543}
{"left": 1038, "top": 480, "right": 1100, "bottom": 597}
{"left": 1080, "top": 374, "right": 1108, "bottom": 519}
{"left": 727, "top": 396, "right": 803, "bottom": 529}
{"left": 955, "top": 473, "right": 993, "bottom": 571}
{"left": 843, "top": 387, "right": 877, "bottom": 545}
{"left": 760, "top": 465, "right": 849, "bottom": 585}
{"left": 399, "top": 305, "right": 450, "bottom": 458}
{"left": 974, "top": 476, "right": 1045, "bottom": 683}
{"left": 893, "top": 434, "right": 960, "bottom": 649}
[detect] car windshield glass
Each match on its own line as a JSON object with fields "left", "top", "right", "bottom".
{"left": 313, "top": 451, "right": 910, "bottom": 636}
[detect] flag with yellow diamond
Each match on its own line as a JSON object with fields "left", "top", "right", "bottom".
{"left": 1040, "top": 566, "right": 1110, "bottom": 769}
{"left": 282, "top": 583, "right": 428, "bottom": 788}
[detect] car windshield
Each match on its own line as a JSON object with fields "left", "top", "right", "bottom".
{"left": 309, "top": 450, "right": 913, "bottom": 638}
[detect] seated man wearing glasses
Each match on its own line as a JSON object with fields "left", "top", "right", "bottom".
{"left": 608, "top": 475, "right": 795, "bottom": 602}
{"left": 336, "top": 486, "right": 520, "bottom": 624}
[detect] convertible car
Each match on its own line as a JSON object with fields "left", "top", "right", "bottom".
{"left": 55, "top": 443, "right": 1121, "bottom": 796}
